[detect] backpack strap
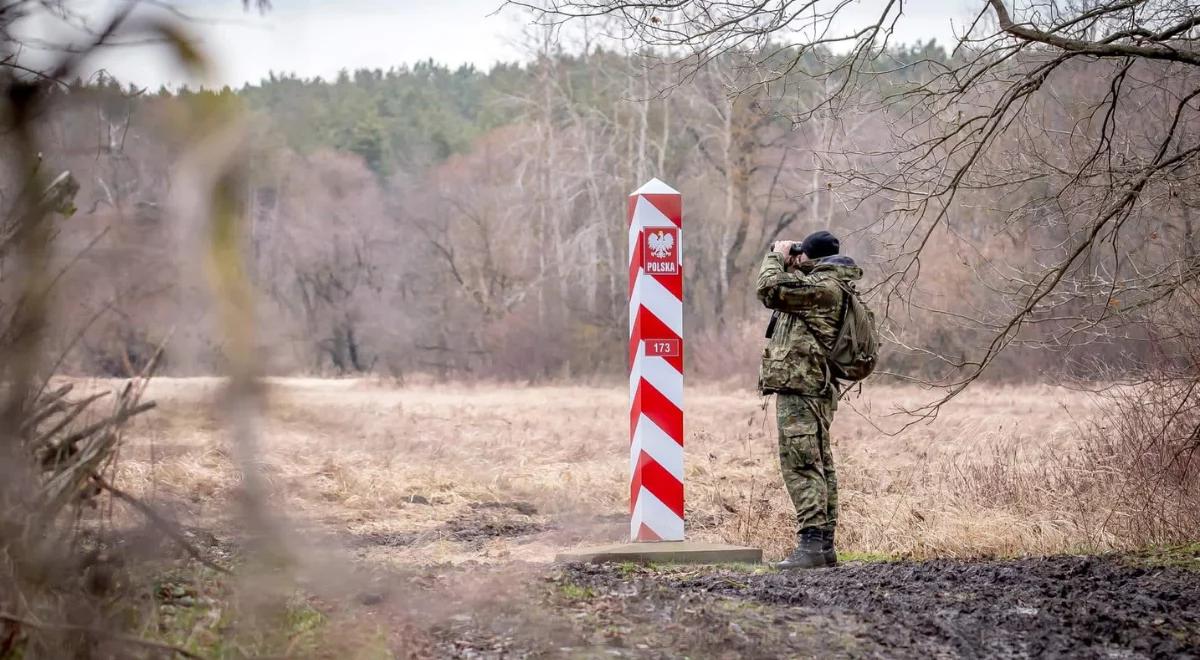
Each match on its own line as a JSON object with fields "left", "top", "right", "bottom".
{"left": 831, "top": 280, "right": 853, "bottom": 352}
{"left": 801, "top": 278, "right": 854, "bottom": 395}
{"left": 781, "top": 275, "right": 855, "bottom": 396}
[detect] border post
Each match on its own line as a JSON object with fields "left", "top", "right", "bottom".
{"left": 627, "top": 178, "right": 684, "bottom": 542}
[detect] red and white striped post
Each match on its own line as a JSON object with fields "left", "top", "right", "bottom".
{"left": 627, "top": 178, "right": 684, "bottom": 542}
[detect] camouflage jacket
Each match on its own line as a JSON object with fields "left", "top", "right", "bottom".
{"left": 756, "top": 252, "right": 864, "bottom": 396}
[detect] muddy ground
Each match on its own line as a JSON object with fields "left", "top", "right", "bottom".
{"left": 155, "top": 501, "right": 1198, "bottom": 659}
{"left": 378, "top": 554, "right": 1200, "bottom": 659}
{"left": 331, "top": 500, "right": 1200, "bottom": 659}
{"left": 139, "top": 504, "right": 1200, "bottom": 658}
{"left": 108, "top": 504, "right": 1195, "bottom": 657}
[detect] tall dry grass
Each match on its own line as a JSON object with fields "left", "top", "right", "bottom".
{"left": 90, "top": 377, "right": 1166, "bottom": 562}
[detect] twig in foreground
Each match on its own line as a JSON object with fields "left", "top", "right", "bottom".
{"left": 92, "top": 474, "right": 232, "bottom": 575}
{"left": 0, "top": 612, "right": 203, "bottom": 659}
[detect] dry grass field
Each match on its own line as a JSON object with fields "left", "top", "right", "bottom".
{"left": 101, "top": 377, "right": 1117, "bottom": 563}
{"left": 37, "top": 377, "right": 1197, "bottom": 658}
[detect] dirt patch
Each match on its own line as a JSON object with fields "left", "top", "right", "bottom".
{"left": 400, "top": 563, "right": 864, "bottom": 658}
{"left": 352, "top": 501, "right": 550, "bottom": 550}
{"left": 470, "top": 501, "right": 539, "bottom": 516}
{"left": 355, "top": 530, "right": 423, "bottom": 548}
{"left": 651, "top": 556, "right": 1200, "bottom": 658}
{"left": 444, "top": 502, "right": 549, "bottom": 545}
{"left": 443, "top": 512, "right": 546, "bottom": 544}
{"left": 422, "top": 556, "right": 1200, "bottom": 658}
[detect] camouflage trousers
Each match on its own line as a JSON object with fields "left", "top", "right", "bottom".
{"left": 775, "top": 392, "right": 838, "bottom": 531}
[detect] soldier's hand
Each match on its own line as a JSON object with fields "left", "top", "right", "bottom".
{"left": 772, "top": 240, "right": 795, "bottom": 256}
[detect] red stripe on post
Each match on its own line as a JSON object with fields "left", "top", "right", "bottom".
{"left": 630, "top": 379, "right": 683, "bottom": 445}
{"left": 654, "top": 264, "right": 683, "bottom": 301}
{"left": 640, "top": 194, "right": 682, "bottom": 227}
{"left": 635, "top": 524, "right": 661, "bottom": 542}
{"left": 631, "top": 450, "right": 685, "bottom": 518}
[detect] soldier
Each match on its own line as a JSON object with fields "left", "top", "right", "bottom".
{"left": 756, "top": 230, "right": 863, "bottom": 570}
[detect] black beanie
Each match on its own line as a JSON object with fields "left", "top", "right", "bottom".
{"left": 799, "top": 231, "right": 840, "bottom": 259}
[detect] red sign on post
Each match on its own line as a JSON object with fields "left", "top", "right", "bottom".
{"left": 645, "top": 338, "right": 680, "bottom": 358}
{"left": 643, "top": 227, "right": 679, "bottom": 275}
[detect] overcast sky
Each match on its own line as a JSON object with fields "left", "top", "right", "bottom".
{"left": 14, "top": 0, "right": 980, "bottom": 89}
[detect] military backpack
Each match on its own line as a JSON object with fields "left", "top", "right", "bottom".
{"left": 827, "top": 281, "right": 879, "bottom": 382}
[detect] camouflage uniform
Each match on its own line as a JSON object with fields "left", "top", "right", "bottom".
{"left": 756, "top": 252, "right": 863, "bottom": 531}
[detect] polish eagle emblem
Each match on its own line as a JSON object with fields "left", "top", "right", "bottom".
{"left": 648, "top": 230, "right": 675, "bottom": 259}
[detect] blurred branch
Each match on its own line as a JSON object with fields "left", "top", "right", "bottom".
{"left": 0, "top": 612, "right": 204, "bottom": 659}
{"left": 92, "top": 474, "right": 232, "bottom": 575}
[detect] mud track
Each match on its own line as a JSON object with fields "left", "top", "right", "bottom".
{"left": 693, "top": 557, "right": 1200, "bottom": 658}
{"left": 555, "top": 557, "right": 1200, "bottom": 659}
{"left": 416, "top": 555, "right": 1200, "bottom": 659}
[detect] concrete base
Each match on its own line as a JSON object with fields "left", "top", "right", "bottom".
{"left": 555, "top": 541, "right": 762, "bottom": 565}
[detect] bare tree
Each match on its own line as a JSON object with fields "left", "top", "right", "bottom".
{"left": 513, "top": 0, "right": 1200, "bottom": 411}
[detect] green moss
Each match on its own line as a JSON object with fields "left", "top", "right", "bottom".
{"left": 279, "top": 597, "right": 327, "bottom": 654}
{"left": 836, "top": 551, "right": 896, "bottom": 563}
{"left": 628, "top": 561, "right": 771, "bottom": 575}
{"left": 557, "top": 582, "right": 597, "bottom": 600}
{"left": 1127, "top": 543, "right": 1200, "bottom": 571}
{"left": 138, "top": 563, "right": 350, "bottom": 659}
{"left": 617, "top": 561, "right": 643, "bottom": 576}
{"left": 709, "top": 562, "right": 773, "bottom": 574}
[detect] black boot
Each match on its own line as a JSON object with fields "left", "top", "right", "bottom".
{"left": 821, "top": 526, "right": 838, "bottom": 566}
{"left": 777, "top": 527, "right": 832, "bottom": 570}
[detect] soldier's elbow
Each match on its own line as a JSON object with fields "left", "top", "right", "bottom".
{"left": 760, "top": 292, "right": 791, "bottom": 312}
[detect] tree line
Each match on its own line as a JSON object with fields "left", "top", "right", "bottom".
{"left": 15, "top": 39, "right": 1195, "bottom": 384}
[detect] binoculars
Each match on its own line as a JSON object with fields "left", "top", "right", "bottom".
{"left": 769, "top": 242, "right": 806, "bottom": 256}
{"left": 764, "top": 243, "right": 805, "bottom": 339}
